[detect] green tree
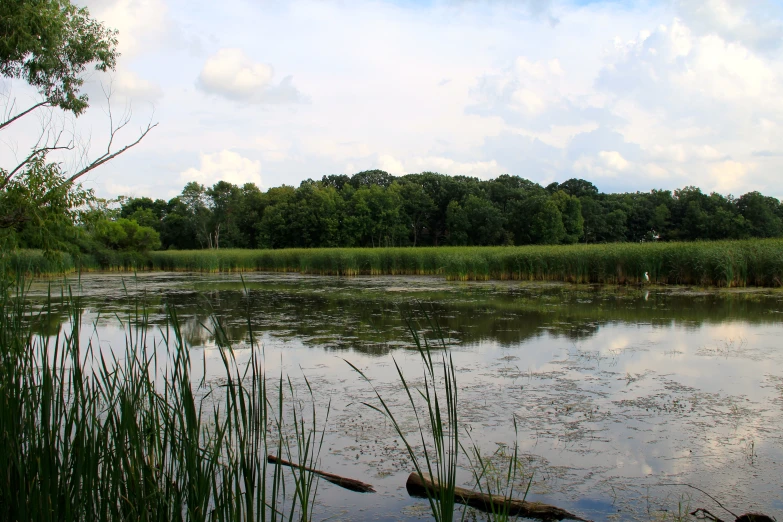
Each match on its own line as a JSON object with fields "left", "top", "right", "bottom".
{"left": 1, "top": 0, "right": 155, "bottom": 249}
{"left": 557, "top": 178, "right": 598, "bottom": 199}
{"left": 94, "top": 218, "right": 161, "bottom": 251}
{"left": 349, "top": 169, "right": 395, "bottom": 189}
{"left": 509, "top": 195, "right": 565, "bottom": 245}
{"left": 579, "top": 196, "right": 606, "bottom": 243}
{"left": 287, "top": 183, "right": 342, "bottom": 247}
{"left": 394, "top": 181, "right": 435, "bottom": 246}
{"left": 1, "top": 0, "right": 117, "bottom": 114}
{"left": 445, "top": 201, "right": 469, "bottom": 245}
{"left": 737, "top": 191, "right": 783, "bottom": 238}
{"left": 235, "top": 183, "right": 264, "bottom": 248}
{"left": 452, "top": 194, "right": 506, "bottom": 246}
{"left": 119, "top": 197, "right": 167, "bottom": 231}
{"left": 207, "top": 181, "right": 244, "bottom": 248}
{"left": 180, "top": 182, "right": 215, "bottom": 248}
{"left": 551, "top": 190, "right": 584, "bottom": 244}
{"left": 0, "top": 156, "right": 92, "bottom": 251}
{"left": 159, "top": 197, "right": 198, "bottom": 250}
{"left": 257, "top": 185, "right": 296, "bottom": 248}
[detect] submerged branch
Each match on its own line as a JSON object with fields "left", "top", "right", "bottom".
{"left": 406, "top": 472, "right": 591, "bottom": 522}
{"left": 267, "top": 454, "right": 376, "bottom": 493}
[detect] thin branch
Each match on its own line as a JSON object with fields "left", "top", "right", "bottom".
{"left": 657, "top": 483, "right": 738, "bottom": 519}
{"left": 0, "top": 100, "right": 50, "bottom": 131}
{"left": 0, "top": 144, "right": 74, "bottom": 191}
{"left": 65, "top": 121, "right": 157, "bottom": 184}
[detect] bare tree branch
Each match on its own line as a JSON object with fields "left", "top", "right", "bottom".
{"left": 0, "top": 100, "right": 50, "bottom": 131}
{"left": 0, "top": 143, "right": 75, "bottom": 191}
{"left": 65, "top": 120, "right": 158, "bottom": 185}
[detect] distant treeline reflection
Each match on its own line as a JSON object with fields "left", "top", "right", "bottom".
{"left": 30, "top": 282, "right": 783, "bottom": 355}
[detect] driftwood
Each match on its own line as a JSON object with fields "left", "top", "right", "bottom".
{"left": 691, "top": 508, "right": 776, "bottom": 522}
{"left": 266, "top": 455, "right": 376, "bottom": 493}
{"left": 405, "top": 472, "right": 591, "bottom": 521}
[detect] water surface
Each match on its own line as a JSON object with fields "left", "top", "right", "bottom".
{"left": 28, "top": 273, "right": 783, "bottom": 520}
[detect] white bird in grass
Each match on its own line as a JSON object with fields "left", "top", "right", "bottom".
{"left": 643, "top": 272, "right": 650, "bottom": 282}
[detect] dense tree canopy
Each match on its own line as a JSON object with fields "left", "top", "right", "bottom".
{"left": 109, "top": 171, "right": 783, "bottom": 251}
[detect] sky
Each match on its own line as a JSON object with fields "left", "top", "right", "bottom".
{"left": 4, "top": 0, "right": 783, "bottom": 199}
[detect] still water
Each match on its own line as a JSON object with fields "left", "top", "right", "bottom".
{"left": 27, "top": 273, "right": 783, "bottom": 520}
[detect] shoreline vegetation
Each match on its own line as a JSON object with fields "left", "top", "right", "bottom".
{"left": 0, "top": 276, "right": 591, "bottom": 522}
{"left": 7, "top": 239, "right": 783, "bottom": 287}
{"left": 3, "top": 276, "right": 776, "bottom": 521}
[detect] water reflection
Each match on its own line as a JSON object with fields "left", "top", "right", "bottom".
{"left": 26, "top": 273, "right": 783, "bottom": 355}
{"left": 23, "top": 273, "right": 783, "bottom": 520}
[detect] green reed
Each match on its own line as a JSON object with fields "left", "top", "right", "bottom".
{"left": 347, "top": 310, "right": 462, "bottom": 522}
{"left": 2, "top": 249, "right": 79, "bottom": 276}
{"left": 0, "top": 274, "right": 326, "bottom": 522}
{"left": 144, "top": 239, "right": 783, "bottom": 287}
{"left": 463, "top": 418, "right": 531, "bottom": 522}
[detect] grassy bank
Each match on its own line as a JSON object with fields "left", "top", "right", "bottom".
{"left": 2, "top": 250, "right": 80, "bottom": 276}
{"left": 2, "top": 250, "right": 148, "bottom": 277}
{"left": 9, "top": 239, "right": 783, "bottom": 286}
{"left": 147, "top": 240, "right": 783, "bottom": 287}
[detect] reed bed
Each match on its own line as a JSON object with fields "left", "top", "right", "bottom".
{"left": 2, "top": 249, "right": 79, "bottom": 276}
{"left": 147, "top": 239, "right": 783, "bottom": 287}
{"left": 0, "top": 276, "right": 328, "bottom": 522}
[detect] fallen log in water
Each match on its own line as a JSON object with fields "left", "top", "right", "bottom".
{"left": 267, "top": 455, "right": 376, "bottom": 493}
{"left": 405, "top": 472, "right": 591, "bottom": 522}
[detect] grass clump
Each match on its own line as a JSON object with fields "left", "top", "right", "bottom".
{"left": 0, "top": 275, "right": 327, "bottom": 522}
{"left": 347, "top": 312, "right": 461, "bottom": 522}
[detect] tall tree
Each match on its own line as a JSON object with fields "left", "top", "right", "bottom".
{"left": 0, "top": 0, "right": 155, "bottom": 249}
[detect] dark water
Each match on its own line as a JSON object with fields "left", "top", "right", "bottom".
{"left": 27, "top": 273, "right": 783, "bottom": 521}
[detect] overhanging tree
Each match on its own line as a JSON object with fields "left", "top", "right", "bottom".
{"left": 0, "top": 0, "right": 156, "bottom": 250}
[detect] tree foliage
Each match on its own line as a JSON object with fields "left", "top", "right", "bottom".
{"left": 111, "top": 173, "right": 783, "bottom": 252}
{"left": 0, "top": 0, "right": 118, "bottom": 114}
{"left": 1, "top": 0, "right": 155, "bottom": 257}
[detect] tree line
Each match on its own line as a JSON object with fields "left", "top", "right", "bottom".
{"left": 104, "top": 170, "right": 783, "bottom": 252}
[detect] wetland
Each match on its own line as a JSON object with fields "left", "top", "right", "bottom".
{"left": 22, "top": 273, "right": 783, "bottom": 521}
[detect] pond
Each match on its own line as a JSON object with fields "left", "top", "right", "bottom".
{"left": 26, "top": 273, "right": 783, "bottom": 521}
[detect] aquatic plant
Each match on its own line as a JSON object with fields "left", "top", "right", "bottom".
{"left": 346, "top": 311, "right": 461, "bottom": 522}
{"left": 463, "top": 419, "right": 531, "bottom": 522}
{"left": 143, "top": 239, "right": 783, "bottom": 287}
{"left": 0, "top": 275, "right": 326, "bottom": 522}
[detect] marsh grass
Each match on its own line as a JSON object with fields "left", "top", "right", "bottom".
{"left": 2, "top": 249, "right": 79, "bottom": 276}
{"left": 145, "top": 239, "right": 783, "bottom": 287}
{"left": 346, "top": 310, "right": 462, "bottom": 522}
{"left": 9, "top": 239, "right": 783, "bottom": 287}
{"left": 0, "top": 273, "right": 327, "bottom": 522}
{"left": 462, "top": 419, "right": 531, "bottom": 522}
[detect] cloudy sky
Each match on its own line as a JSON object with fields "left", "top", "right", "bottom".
{"left": 7, "top": 0, "right": 783, "bottom": 199}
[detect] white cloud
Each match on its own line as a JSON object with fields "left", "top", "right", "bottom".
{"left": 471, "top": 56, "right": 573, "bottom": 119}
{"left": 377, "top": 155, "right": 406, "bottom": 176}
{"left": 180, "top": 150, "right": 262, "bottom": 187}
{"left": 87, "top": 0, "right": 169, "bottom": 58}
{"left": 599, "top": 151, "right": 630, "bottom": 171}
{"left": 676, "top": 0, "right": 783, "bottom": 52}
{"left": 113, "top": 70, "right": 163, "bottom": 101}
{"left": 196, "top": 48, "right": 304, "bottom": 103}
{"left": 375, "top": 154, "right": 503, "bottom": 179}
{"left": 302, "top": 138, "right": 372, "bottom": 161}
{"left": 710, "top": 160, "right": 754, "bottom": 193}
{"left": 254, "top": 136, "right": 291, "bottom": 162}
{"left": 67, "top": 0, "right": 783, "bottom": 200}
